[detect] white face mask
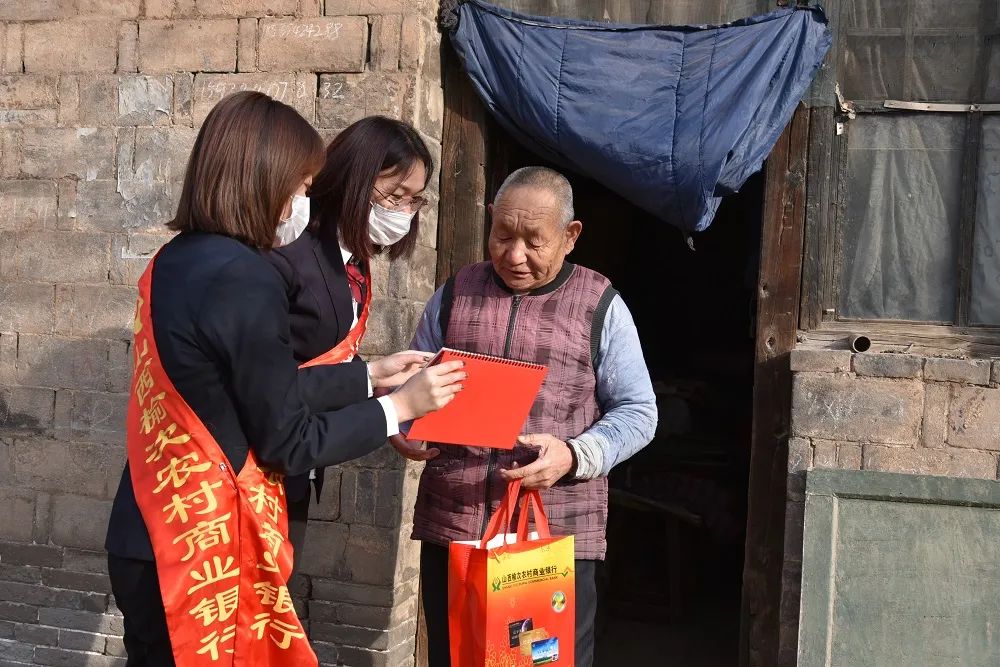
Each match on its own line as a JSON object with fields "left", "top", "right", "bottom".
{"left": 368, "top": 201, "right": 415, "bottom": 246}
{"left": 274, "top": 194, "right": 310, "bottom": 247}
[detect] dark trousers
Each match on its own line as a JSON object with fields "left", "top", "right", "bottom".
{"left": 286, "top": 488, "right": 312, "bottom": 574}
{"left": 108, "top": 555, "right": 174, "bottom": 667}
{"left": 420, "top": 541, "right": 597, "bottom": 667}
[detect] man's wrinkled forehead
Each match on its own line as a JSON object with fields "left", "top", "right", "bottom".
{"left": 491, "top": 187, "right": 561, "bottom": 230}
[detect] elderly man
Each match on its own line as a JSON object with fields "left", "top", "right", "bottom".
{"left": 393, "top": 166, "right": 657, "bottom": 667}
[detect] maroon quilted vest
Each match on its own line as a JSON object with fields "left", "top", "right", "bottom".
{"left": 411, "top": 261, "right": 613, "bottom": 560}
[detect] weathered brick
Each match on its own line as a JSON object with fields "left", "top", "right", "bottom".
{"left": 173, "top": 73, "right": 194, "bottom": 126}
{"left": 0, "top": 637, "right": 35, "bottom": 663}
{"left": 0, "top": 76, "right": 58, "bottom": 110}
{"left": 132, "top": 126, "right": 198, "bottom": 184}
{"left": 192, "top": 73, "right": 315, "bottom": 124}
{"left": 311, "top": 579, "right": 393, "bottom": 607}
{"left": 11, "top": 437, "right": 124, "bottom": 498}
{"left": 69, "top": 181, "right": 126, "bottom": 232}
{"left": 924, "top": 357, "right": 991, "bottom": 385}
{"left": 0, "top": 108, "right": 59, "bottom": 127}
{"left": 258, "top": 18, "right": 367, "bottom": 72}
{"left": 3, "top": 231, "right": 110, "bottom": 283}
{"left": 0, "top": 620, "right": 12, "bottom": 639}
{"left": 20, "top": 128, "right": 116, "bottom": 180}
{"left": 0, "top": 180, "right": 57, "bottom": 231}
{"left": 0, "top": 0, "right": 75, "bottom": 21}
{"left": 24, "top": 22, "right": 118, "bottom": 74}
{"left": 0, "top": 283, "right": 55, "bottom": 333}
{"left": 117, "top": 22, "right": 139, "bottom": 75}
{"left": 340, "top": 468, "right": 377, "bottom": 525}
{"left": 54, "top": 285, "right": 135, "bottom": 339}
{"left": 139, "top": 20, "right": 238, "bottom": 74}
{"left": 106, "top": 340, "right": 131, "bottom": 394}
{"left": 811, "top": 439, "right": 837, "bottom": 469}
{"left": 61, "top": 549, "right": 109, "bottom": 576}
{"left": 837, "top": 442, "right": 863, "bottom": 469}
{"left": 310, "top": 621, "right": 390, "bottom": 650}
{"left": 317, "top": 72, "right": 410, "bottom": 130}
{"left": 0, "top": 385, "right": 55, "bottom": 433}
{"left": 852, "top": 352, "right": 923, "bottom": 379}
{"left": 238, "top": 19, "right": 258, "bottom": 72}
{"left": 15, "top": 334, "right": 115, "bottom": 391}
{"left": 145, "top": 0, "right": 298, "bottom": 17}
{"left": 0, "top": 602, "right": 37, "bottom": 624}
{"left": 13, "top": 622, "right": 57, "bottom": 646}
{"left": 374, "top": 470, "right": 402, "bottom": 528}
{"left": 36, "top": 608, "right": 122, "bottom": 635}
{"left": 791, "top": 374, "right": 923, "bottom": 445}
{"left": 325, "top": 0, "right": 411, "bottom": 14}
{"left": 370, "top": 15, "right": 402, "bottom": 71}
{"left": 41, "top": 570, "right": 110, "bottom": 594}
{"left": 387, "top": 244, "right": 435, "bottom": 301}
{"left": 862, "top": 444, "right": 996, "bottom": 479}
{"left": 0, "top": 542, "right": 62, "bottom": 568}
{"left": 57, "top": 76, "right": 80, "bottom": 127}
{"left": 298, "top": 522, "right": 348, "bottom": 578}
{"left": 993, "top": 360, "right": 1000, "bottom": 386}
{"left": 118, "top": 76, "right": 172, "bottom": 126}
{"left": 2, "top": 24, "right": 23, "bottom": 75}
{"left": 335, "top": 644, "right": 391, "bottom": 667}
{"left": 74, "top": 76, "right": 118, "bottom": 128}
{"left": 34, "top": 646, "right": 125, "bottom": 667}
{"left": 920, "top": 383, "right": 950, "bottom": 449}
{"left": 78, "top": 0, "right": 141, "bottom": 17}
{"left": 948, "top": 386, "right": 1000, "bottom": 450}
{"left": 57, "top": 628, "right": 105, "bottom": 652}
{"left": 0, "top": 490, "right": 35, "bottom": 543}
{"left": 49, "top": 494, "right": 113, "bottom": 552}
{"left": 104, "top": 636, "right": 125, "bottom": 657}
{"left": 54, "top": 390, "right": 127, "bottom": 445}
{"left": 0, "top": 581, "right": 105, "bottom": 613}
{"left": 310, "top": 468, "right": 341, "bottom": 521}
{"left": 0, "top": 564, "right": 41, "bottom": 585}
{"left": 399, "top": 14, "right": 420, "bottom": 72}
{"left": 110, "top": 233, "right": 171, "bottom": 286}
{"left": 343, "top": 525, "right": 395, "bottom": 586}
{"left": 789, "top": 348, "right": 852, "bottom": 374}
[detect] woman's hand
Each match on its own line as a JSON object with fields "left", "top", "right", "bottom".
{"left": 389, "top": 360, "right": 465, "bottom": 422}
{"left": 389, "top": 434, "right": 440, "bottom": 461}
{"left": 369, "top": 350, "right": 434, "bottom": 389}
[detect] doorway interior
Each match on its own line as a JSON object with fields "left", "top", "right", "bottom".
{"left": 488, "top": 135, "right": 765, "bottom": 666}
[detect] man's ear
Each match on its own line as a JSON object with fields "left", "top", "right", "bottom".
{"left": 564, "top": 220, "right": 583, "bottom": 252}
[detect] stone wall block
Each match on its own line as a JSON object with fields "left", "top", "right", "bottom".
{"left": 118, "top": 22, "right": 140, "bottom": 74}
{"left": 0, "top": 489, "right": 36, "bottom": 543}
{"left": 192, "top": 73, "right": 315, "bottom": 124}
{"left": 853, "top": 352, "right": 923, "bottom": 379}
{"left": 920, "top": 383, "right": 950, "bottom": 449}
{"left": 258, "top": 17, "right": 367, "bottom": 72}
{"left": 924, "top": 357, "right": 991, "bottom": 385}
{"left": 50, "top": 494, "right": 113, "bottom": 551}
{"left": 789, "top": 349, "right": 852, "bottom": 373}
{"left": 948, "top": 386, "right": 1000, "bottom": 451}
{"left": 24, "top": 22, "right": 118, "bottom": 74}
{"left": 11, "top": 437, "right": 123, "bottom": 498}
{"left": 139, "top": 20, "right": 239, "bottom": 73}
{"left": 20, "top": 128, "right": 116, "bottom": 181}
{"left": 0, "top": 179, "right": 58, "bottom": 232}
{"left": 862, "top": 444, "right": 996, "bottom": 479}
{"left": 237, "top": 18, "right": 259, "bottom": 72}
{"left": 0, "top": 385, "right": 56, "bottom": 434}
{"left": 370, "top": 15, "right": 402, "bottom": 71}
{"left": 118, "top": 75, "right": 173, "bottom": 126}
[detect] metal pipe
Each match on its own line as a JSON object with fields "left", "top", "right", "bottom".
{"left": 848, "top": 334, "right": 871, "bottom": 353}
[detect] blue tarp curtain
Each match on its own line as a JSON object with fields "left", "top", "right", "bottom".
{"left": 444, "top": 0, "right": 831, "bottom": 233}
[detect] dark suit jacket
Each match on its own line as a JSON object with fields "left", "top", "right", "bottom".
{"left": 266, "top": 228, "right": 363, "bottom": 502}
{"left": 105, "top": 232, "right": 384, "bottom": 560}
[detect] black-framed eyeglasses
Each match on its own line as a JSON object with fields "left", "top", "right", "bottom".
{"left": 372, "top": 185, "right": 428, "bottom": 212}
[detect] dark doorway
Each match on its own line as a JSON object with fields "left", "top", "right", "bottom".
{"left": 486, "top": 131, "right": 764, "bottom": 666}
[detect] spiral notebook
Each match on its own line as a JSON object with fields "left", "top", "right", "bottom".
{"left": 407, "top": 348, "right": 548, "bottom": 449}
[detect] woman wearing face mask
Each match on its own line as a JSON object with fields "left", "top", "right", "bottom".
{"left": 104, "top": 95, "right": 463, "bottom": 666}
{"left": 266, "top": 116, "right": 432, "bottom": 561}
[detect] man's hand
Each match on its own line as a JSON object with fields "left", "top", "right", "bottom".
{"left": 499, "top": 434, "right": 574, "bottom": 490}
{"left": 389, "top": 434, "right": 440, "bottom": 462}
{"left": 369, "top": 351, "right": 434, "bottom": 388}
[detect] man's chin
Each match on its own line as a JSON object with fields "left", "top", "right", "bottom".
{"left": 500, "top": 272, "right": 534, "bottom": 291}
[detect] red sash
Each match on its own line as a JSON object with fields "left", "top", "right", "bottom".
{"left": 126, "top": 256, "right": 371, "bottom": 666}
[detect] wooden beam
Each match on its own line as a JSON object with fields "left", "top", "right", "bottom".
{"left": 740, "top": 104, "right": 811, "bottom": 667}
{"left": 436, "top": 41, "right": 490, "bottom": 287}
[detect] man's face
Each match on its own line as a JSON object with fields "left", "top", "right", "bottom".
{"left": 487, "top": 186, "right": 582, "bottom": 293}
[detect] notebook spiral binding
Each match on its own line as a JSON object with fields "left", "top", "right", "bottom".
{"left": 442, "top": 348, "right": 544, "bottom": 370}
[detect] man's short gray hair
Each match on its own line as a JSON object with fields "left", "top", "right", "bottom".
{"left": 494, "top": 166, "right": 575, "bottom": 226}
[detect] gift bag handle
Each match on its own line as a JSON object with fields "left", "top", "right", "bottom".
{"left": 516, "top": 490, "right": 551, "bottom": 541}
{"left": 479, "top": 479, "right": 523, "bottom": 548}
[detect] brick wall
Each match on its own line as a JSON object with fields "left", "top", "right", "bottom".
{"left": 778, "top": 348, "right": 1000, "bottom": 665}
{"left": 0, "top": 2, "right": 443, "bottom": 665}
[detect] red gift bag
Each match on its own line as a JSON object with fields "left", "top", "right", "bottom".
{"left": 449, "top": 480, "right": 576, "bottom": 666}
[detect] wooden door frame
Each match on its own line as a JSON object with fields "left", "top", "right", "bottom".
{"left": 430, "top": 38, "right": 812, "bottom": 666}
